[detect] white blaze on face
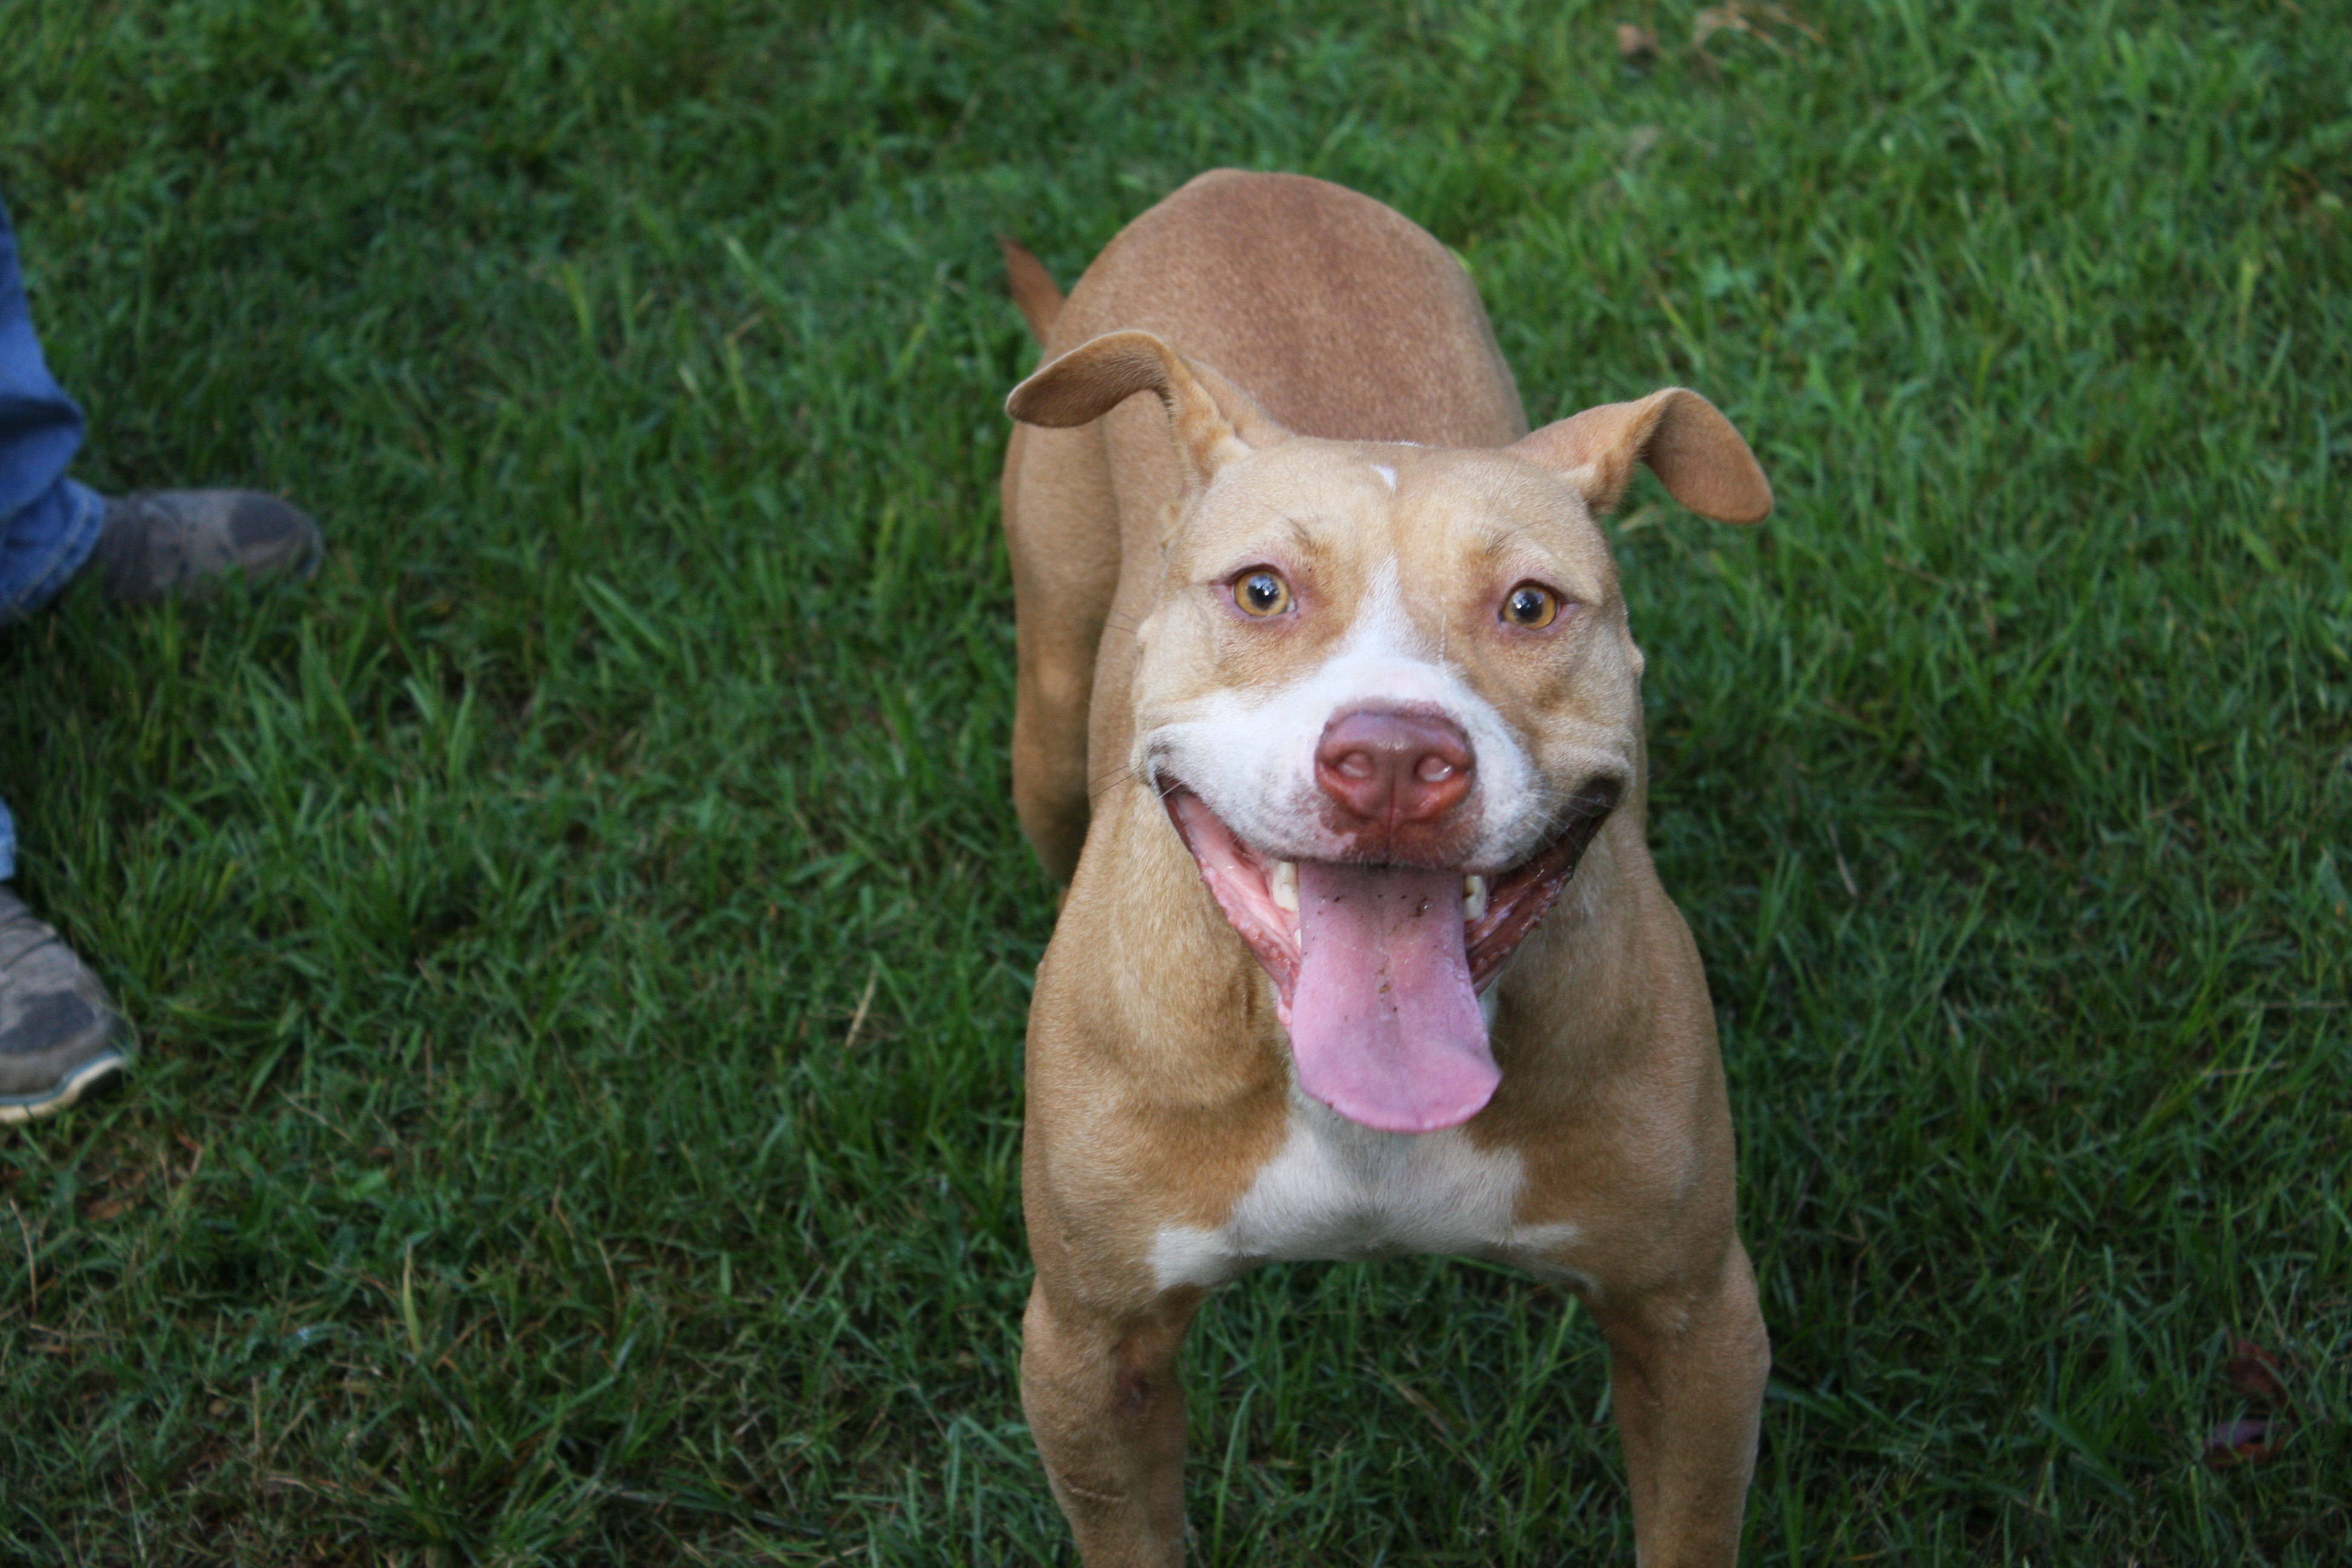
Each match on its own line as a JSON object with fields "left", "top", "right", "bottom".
{"left": 1146, "top": 558, "right": 1544, "bottom": 871}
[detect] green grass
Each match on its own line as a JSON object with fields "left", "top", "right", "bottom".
{"left": 1, "top": 0, "right": 2345, "bottom": 1561}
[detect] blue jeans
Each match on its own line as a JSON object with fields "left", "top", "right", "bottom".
{"left": 1, "top": 190, "right": 108, "bottom": 880}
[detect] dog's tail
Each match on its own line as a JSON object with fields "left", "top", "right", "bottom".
{"left": 998, "top": 234, "right": 1063, "bottom": 342}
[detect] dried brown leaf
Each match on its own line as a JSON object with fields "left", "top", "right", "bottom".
{"left": 2225, "top": 1340, "right": 2292, "bottom": 1410}
{"left": 2204, "top": 1414, "right": 2282, "bottom": 1467}
{"left": 1694, "top": 3, "right": 1795, "bottom": 56}
{"left": 1752, "top": 2, "right": 1824, "bottom": 44}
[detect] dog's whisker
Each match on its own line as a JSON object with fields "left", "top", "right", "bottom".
{"left": 1087, "top": 764, "right": 1146, "bottom": 806}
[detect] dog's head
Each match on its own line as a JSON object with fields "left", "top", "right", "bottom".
{"left": 1009, "top": 330, "right": 1769, "bottom": 1134}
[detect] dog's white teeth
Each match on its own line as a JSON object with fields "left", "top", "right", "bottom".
{"left": 1271, "top": 860, "right": 1301, "bottom": 912}
{"left": 1462, "top": 874, "right": 1489, "bottom": 921}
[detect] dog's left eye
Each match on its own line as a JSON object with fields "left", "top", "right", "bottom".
{"left": 1500, "top": 583, "right": 1560, "bottom": 629}
{"left": 1235, "top": 570, "right": 1293, "bottom": 617}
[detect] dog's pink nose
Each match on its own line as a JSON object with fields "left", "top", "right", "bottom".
{"left": 1315, "top": 708, "right": 1474, "bottom": 831}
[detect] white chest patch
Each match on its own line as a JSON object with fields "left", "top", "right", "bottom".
{"left": 1149, "top": 1092, "right": 1578, "bottom": 1290}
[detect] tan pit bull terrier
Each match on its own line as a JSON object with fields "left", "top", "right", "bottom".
{"left": 998, "top": 168, "right": 1774, "bottom": 1567}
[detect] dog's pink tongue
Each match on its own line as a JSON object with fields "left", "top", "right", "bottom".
{"left": 1287, "top": 862, "right": 1496, "bottom": 1134}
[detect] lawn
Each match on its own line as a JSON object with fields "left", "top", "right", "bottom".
{"left": 1, "top": 1, "right": 2345, "bottom": 1561}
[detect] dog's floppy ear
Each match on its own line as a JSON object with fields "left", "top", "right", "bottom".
{"left": 1007, "top": 329, "right": 1286, "bottom": 485}
{"left": 1511, "top": 387, "right": 1772, "bottom": 524}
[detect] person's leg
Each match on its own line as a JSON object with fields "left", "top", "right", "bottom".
{"left": 0, "top": 191, "right": 106, "bottom": 622}
{"left": 2, "top": 192, "right": 321, "bottom": 621}
{"left": 4, "top": 185, "right": 332, "bottom": 1121}
{"left": 0, "top": 194, "right": 131, "bottom": 1119}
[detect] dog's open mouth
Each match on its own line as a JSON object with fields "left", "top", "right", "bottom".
{"left": 1164, "top": 783, "right": 1618, "bottom": 1134}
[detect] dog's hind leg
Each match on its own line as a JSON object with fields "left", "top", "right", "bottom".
{"left": 1002, "top": 416, "right": 1120, "bottom": 883}
{"left": 1020, "top": 1278, "right": 1203, "bottom": 1567}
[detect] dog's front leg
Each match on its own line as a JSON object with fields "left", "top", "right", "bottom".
{"left": 1589, "top": 1240, "right": 1770, "bottom": 1567}
{"left": 1022, "top": 1279, "right": 1206, "bottom": 1567}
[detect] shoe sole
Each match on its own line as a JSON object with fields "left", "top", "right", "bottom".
{"left": 0, "top": 1052, "right": 130, "bottom": 1125}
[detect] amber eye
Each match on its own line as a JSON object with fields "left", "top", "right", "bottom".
{"left": 1501, "top": 583, "right": 1560, "bottom": 629}
{"left": 1235, "top": 570, "right": 1293, "bottom": 617}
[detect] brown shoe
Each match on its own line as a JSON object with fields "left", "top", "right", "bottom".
{"left": 0, "top": 886, "right": 131, "bottom": 1124}
{"left": 88, "top": 489, "right": 322, "bottom": 605}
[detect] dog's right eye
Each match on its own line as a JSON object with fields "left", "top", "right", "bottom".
{"left": 1501, "top": 583, "right": 1561, "bottom": 629}
{"left": 1235, "top": 571, "right": 1293, "bottom": 617}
